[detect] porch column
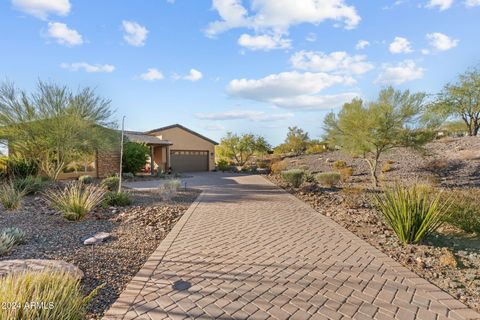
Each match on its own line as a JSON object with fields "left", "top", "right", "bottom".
{"left": 150, "top": 145, "right": 155, "bottom": 176}
{"left": 166, "top": 145, "right": 171, "bottom": 170}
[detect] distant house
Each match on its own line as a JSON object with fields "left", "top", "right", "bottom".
{"left": 93, "top": 124, "right": 218, "bottom": 178}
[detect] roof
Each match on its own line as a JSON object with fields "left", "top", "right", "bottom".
{"left": 124, "top": 131, "right": 173, "bottom": 146}
{"left": 146, "top": 124, "right": 219, "bottom": 145}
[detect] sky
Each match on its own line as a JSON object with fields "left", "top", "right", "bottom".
{"left": 0, "top": 0, "right": 479, "bottom": 145}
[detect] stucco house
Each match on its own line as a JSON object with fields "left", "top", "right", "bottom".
{"left": 94, "top": 124, "right": 218, "bottom": 178}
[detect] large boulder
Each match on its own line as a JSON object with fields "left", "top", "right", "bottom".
{"left": 0, "top": 259, "right": 84, "bottom": 279}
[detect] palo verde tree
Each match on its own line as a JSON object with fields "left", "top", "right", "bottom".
{"left": 426, "top": 66, "right": 480, "bottom": 136}
{"left": 324, "top": 87, "right": 433, "bottom": 188}
{"left": 217, "top": 132, "right": 270, "bottom": 167}
{"left": 0, "top": 81, "right": 118, "bottom": 180}
{"left": 275, "top": 126, "right": 310, "bottom": 155}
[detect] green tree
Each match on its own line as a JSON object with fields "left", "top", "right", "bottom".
{"left": 217, "top": 132, "right": 271, "bottom": 166}
{"left": 275, "top": 126, "right": 310, "bottom": 155}
{"left": 324, "top": 87, "right": 433, "bottom": 187}
{"left": 426, "top": 67, "right": 480, "bottom": 136}
{"left": 0, "top": 81, "right": 117, "bottom": 180}
{"left": 122, "top": 142, "right": 149, "bottom": 174}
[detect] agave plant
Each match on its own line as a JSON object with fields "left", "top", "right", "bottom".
{"left": 373, "top": 184, "right": 452, "bottom": 244}
{"left": 1, "top": 227, "right": 26, "bottom": 245}
{"left": 0, "top": 232, "right": 16, "bottom": 256}
{"left": 45, "top": 182, "right": 106, "bottom": 221}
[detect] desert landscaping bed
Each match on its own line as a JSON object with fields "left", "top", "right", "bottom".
{"left": 0, "top": 187, "right": 200, "bottom": 319}
{"left": 267, "top": 137, "right": 480, "bottom": 313}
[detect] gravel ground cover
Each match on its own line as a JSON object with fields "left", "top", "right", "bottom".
{"left": 268, "top": 136, "right": 480, "bottom": 313}
{"left": 0, "top": 188, "right": 200, "bottom": 319}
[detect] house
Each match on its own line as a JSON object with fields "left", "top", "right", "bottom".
{"left": 94, "top": 124, "right": 218, "bottom": 178}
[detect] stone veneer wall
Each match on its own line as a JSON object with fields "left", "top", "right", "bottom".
{"left": 96, "top": 150, "right": 121, "bottom": 178}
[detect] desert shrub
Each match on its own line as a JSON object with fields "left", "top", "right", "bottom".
{"left": 316, "top": 172, "right": 341, "bottom": 188}
{"left": 373, "top": 184, "right": 452, "bottom": 244}
{"left": 443, "top": 189, "right": 480, "bottom": 234}
{"left": 0, "top": 271, "right": 101, "bottom": 320}
{"left": 0, "top": 182, "right": 24, "bottom": 210}
{"left": 0, "top": 232, "right": 15, "bottom": 256}
{"left": 217, "top": 159, "right": 229, "bottom": 172}
{"left": 333, "top": 160, "right": 347, "bottom": 170}
{"left": 270, "top": 160, "right": 287, "bottom": 174}
{"left": 426, "top": 159, "right": 449, "bottom": 172}
{"left": 5, "top": 157, "right": 38, "bottom": 179}
{"left": 122, "top": 142, "right": 149, "bottom": 174}
{"left": 341, "top": 187, "right": 365, "bottom": 209}
{"left": 13, "top": 176, "right": 45, "bottom": 195}
{"left": 1, "top": 227, "right": 26, "bottom": 245}
{"left": 281, "top": 169, "right": 305, "bottom": 188}
{"left": 101, "top": 176, "right": 120, "bottom": 192}
{"left": 305, "top": 144, "right": 326, "bottom": 155}
{"left": 381, "top": 161, "right": 394, "bottom": 173}
{"left": 45, "top": 182, "right": 106, "bottom": 221}
{"left": 338, "top": 167, "right": 354, "bottom": 182}
{"left": 303, "top": 170, "right": 315, "bottom": 183}
{"left": 103, "top": 191, "right": 132, "bottom": 207}
{"left": 158, "top": 179, "right": 181, "bottom": 201}
{"left": 78, "top": 175, "right": 93, "bottom": 184}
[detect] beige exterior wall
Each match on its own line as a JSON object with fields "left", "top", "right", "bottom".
{"left": 151, "top": 127, "right": 216, "bottom": 171}
{"left": 152, "top": 145, "right": 168, "bottom": 173}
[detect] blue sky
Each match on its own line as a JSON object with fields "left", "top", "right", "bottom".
{"left": 0, "top": 0, "right": 478, "bottom": 145}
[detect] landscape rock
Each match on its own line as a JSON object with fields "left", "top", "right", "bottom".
{"left": 439, "top": 250, "right": 458, "bottom": 269}
{"left": 0, "top": 259, "right": 84, "bottom": 279}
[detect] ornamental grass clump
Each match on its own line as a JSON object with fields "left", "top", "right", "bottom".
{"left": 280, "top": 169, "right": 305, "bottom": 188}
{"left": 0, "top": 271, "right": 101, "bottom": 320}
{"left": 13, "top": 176, "right": 45, "bottom": 195}
{"left": 45, "top": 182, "right": 106, "bottom": 221}
{"left": 0, "top": 182, "right": 25, "bottom": 210}
{"left": 100, "top": 176, "right": 120, "bottom": 191}
{"left": 158, "top": 179, "right": 181, "bottom": 201}
{"left": 373, "top": 184, "right": 452, "bottom": 244}
{"left": 102, "top": 191, "right": 132, "bottom": 207}
{"left": 315, "top": 172, "right": 341, "bottom": 188}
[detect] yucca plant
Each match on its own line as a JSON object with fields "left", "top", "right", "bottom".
{"left": 0, "top": 182, "right": 25, "bottom": 210}
{"left": 0, "top": 271, "right": 102, "bottom": 320}
{"left": 45, "top": 182, "right": 106, "bottom": 221}
{"left": 373, "top": 184, "right": 452, "bottom": 244}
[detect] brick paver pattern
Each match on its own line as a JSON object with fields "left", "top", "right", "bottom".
{"left": 104, "top": 174, "right": 480, "bottom": 320}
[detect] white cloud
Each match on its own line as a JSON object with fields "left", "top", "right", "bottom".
{"left": 46, "top": 22, "right": 83, "bottom": 46}
{"left": 421, "top": 48, "right": 430, "bottom": 55}
{"left": 60, "top": 62, "right": 115, "bottom": 73}
{"left": 355, "top": 40, "right": 370, "bottom": 50}
{"left": 290, "top": 51, "right": 374, "bottom": 75}
{"left": 426, "top": 0, "right": 453, "bottom": 10}
{"left": 238, "top": 33, "right": 291, "bottom": 51}
{"left": 227, "top": 71, "right": 357, "bottom": 110}
{"left": 184, "top": 69, "right": 203, "bottom": 81}
{"left": 374, "top": 60, "right": 424, "bottom": 85}
{"left": 139, "top": 68, "right": 164, "bottom": 81}
{"left": 195, "top": 110, "right": 294, "bottom": 121}
{"left": 122, "top": 20, "right": 148, "bottom": 47}
{"left": 426, "top": 32, "right": 459, "bottom": 51}
{"left": 465, "top": 0, "right": 480, "bottom": 6}
{"left": 205, "top": 0, "right": 361, "bottom": 38}
{"left": 12, "top": 0, "right": 70, "bottom": 19}
{"left": 389, "top": 37, "right": 413, "bottom": 54}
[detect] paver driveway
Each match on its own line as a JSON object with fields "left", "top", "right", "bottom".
{"left": 104, "top": 173, "right": 480, "bottom": 320}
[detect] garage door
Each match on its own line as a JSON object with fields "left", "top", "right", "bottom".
{"left": 170, "top": 150, "right": 208, "bottom": 172}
